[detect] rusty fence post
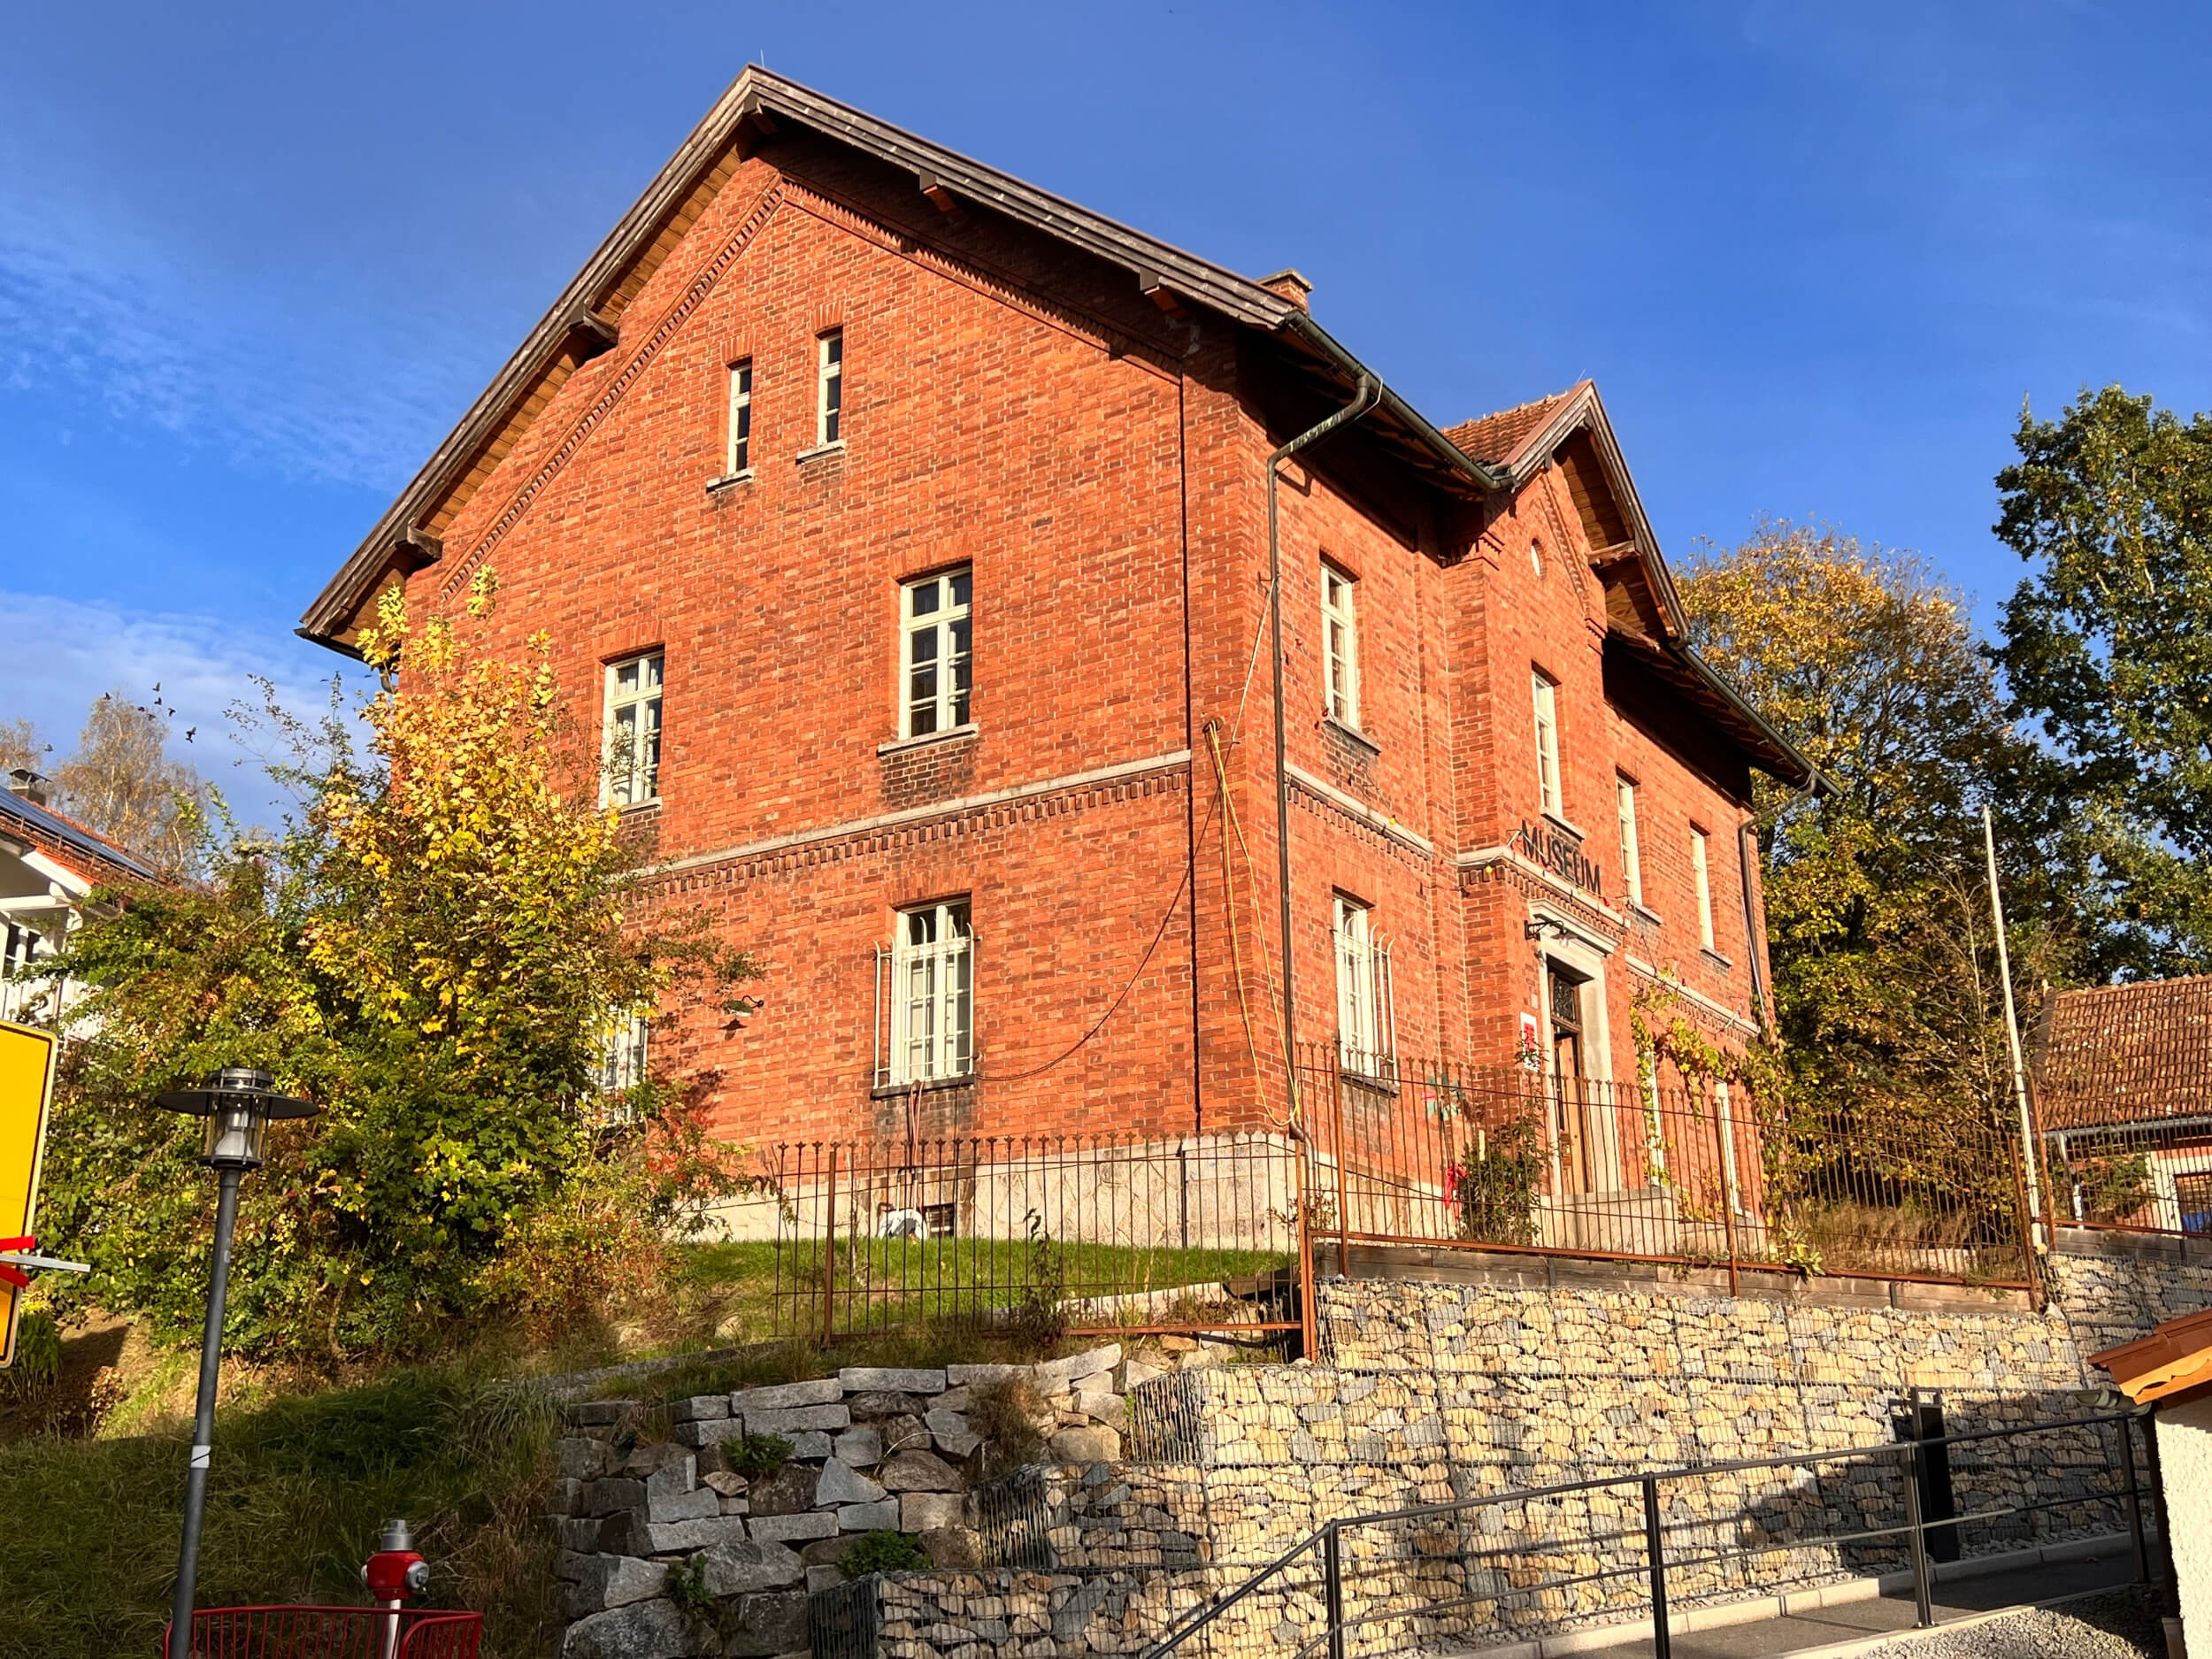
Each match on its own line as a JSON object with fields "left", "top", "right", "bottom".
{"left": 1333, "top": 1056, "right": 1352, "bottom": 1282}
{"left": 821, "top": 1143, "right": 840, "bottom": 1348}
{"left": 1295, "top": 1123, "right": 1318, "bottom": 1359}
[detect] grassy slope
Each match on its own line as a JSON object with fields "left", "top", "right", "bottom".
{"left": 0, "top": 1369, "right": 561, "bottom": 1659}
{"left": 0, "top": 1238, "right": 1293, "bottom": 1658}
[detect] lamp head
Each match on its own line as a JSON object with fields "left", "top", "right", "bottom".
{"left": 153, "top": 1067, "right": 319, "bottom": 1171}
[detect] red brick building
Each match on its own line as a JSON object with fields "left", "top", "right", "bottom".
{"left": 302, "top": 70, "right": 1810, "bottom": 1164}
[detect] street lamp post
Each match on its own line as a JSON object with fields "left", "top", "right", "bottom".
{"left": 154, "top": 1067, "right": 318, "bottom": 1659}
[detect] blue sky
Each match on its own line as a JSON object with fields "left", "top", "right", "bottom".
{"left": 2, "top": 1, "right": 2207, "bottom": 820}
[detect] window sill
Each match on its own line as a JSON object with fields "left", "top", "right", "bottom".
{"left": 705, "top": 470, "right": 755, "bottom": 493}
{"left": 1541, "top": 810, "right": 1588, "bottom": 841}
{"left": 872, "top": 1073, "right": 977, "bottom": 1100}
{"left": 1322, "top": 715, "right": 1379, "bottom": 757}
{"left": 1630, "top": 902, "right": 1663, "bottom": 926}
{"left": 878, "top": 723, "right": 979, "bottom": 757}
{"left": 795, "top": 441, "right": 846, "bottom": 465}
{"left": 1336, "top": 1062, "right": 1402, "bottom": 1097}
{"left": 1700, "top": 947, "right": 1733, "bottom": 971}
{"left": 611, "top": 797, "right": 662, "bottom": 816}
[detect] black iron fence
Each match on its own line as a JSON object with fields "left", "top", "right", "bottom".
{"left": 753, "top": 1133, "right": 1304, "bottom": 1343}
{"left": 746, "top": 1054, "right": 2045, "bottom": 1348}
{"left": 1299, "top": 1049, "right": 2036, "bottom": 1292}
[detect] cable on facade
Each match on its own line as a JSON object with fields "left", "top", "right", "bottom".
{"left": 985, "top": 582, "right": 1285, "bottom": 1094}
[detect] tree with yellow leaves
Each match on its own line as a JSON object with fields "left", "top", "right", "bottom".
{"left": 32, "top": 572, "right": 758, "bottom": 1362}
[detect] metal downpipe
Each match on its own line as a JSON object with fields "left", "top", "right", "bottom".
{"left": 1267, "top": 373, "right": 1379, "bottom": 1124}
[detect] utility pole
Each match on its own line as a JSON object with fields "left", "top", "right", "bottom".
{"left": 1982, "top": 804, "right": 2045, "bottom": 1250}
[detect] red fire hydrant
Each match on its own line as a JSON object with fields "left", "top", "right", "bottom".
{"left": 362, "top": 1519, "right": 431, "bottom": 1659}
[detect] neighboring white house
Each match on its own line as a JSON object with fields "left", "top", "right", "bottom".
{"left": 0, "top": 768, "right": 159, "bottom": 1028}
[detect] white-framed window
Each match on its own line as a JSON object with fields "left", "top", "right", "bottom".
{"left": 726, "top": 358, "right": 753, "bottom": 474}
{"left": 900, "top": 568, "right": 972, "bottom": 738}
{"left": 604, "top": 650, "right": 664, "bottom": 807}
{"left": 817, "top": 328, "right": 843, "bottom": 447}
{"left": 876, "top": 899, "right": 974, "bottom": 1087}
{"left": 1333, "top": 895, "right": 1395, "bottom": 1077}
{"left": 1530, "top": 536, "right": 1545, "bottom": 580}
{"left": 595, "top": 1007, "right": 650, "bottom": 1094}
{"left": 1321, "top": 561, "right": 1360, "bottom": 728}
{"left": 1617, "top": 775, "right": 1644, "bottom": 908}
{"left": 1715, "top": 1078, "right": 1744, "bottom": 1213}
{"left": 1691, "top": 827, "right": 1716, "bottom": 950}
{"left": 0, "top": 923, "right": 42, "bottom": 1024}
{"left": 1532, "top": 669, "right": 1563, "bottom": 818}
{"left": 1, "top": 923, "right": 36, "bottom": 981}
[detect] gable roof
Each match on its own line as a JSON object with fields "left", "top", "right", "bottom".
{"left": 1441, "top": 387, "right": 1586, "bottom": 472}
{"left": 296, "top": 70, "right": 1811, "bottom": 794}
{"left": 299, "top": 66, "right": 1507, "bottom": 652}
{"left": 0, "top": 788, "right": 162, "bottom": 888}
{"left": 2034, "top": 975, "right": 2212, "bottom": 1131}
{"left": 1444, "top": 381, "right": 1816, "bottom": 789}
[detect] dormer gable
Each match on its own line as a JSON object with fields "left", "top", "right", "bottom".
{"left": 1447, "top": 380, "right": 1815, "bottom": 791}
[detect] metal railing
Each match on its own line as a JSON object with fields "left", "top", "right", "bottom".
{"left": 756, "top": 1133, "right": 1303, "bottom": 1342}
{"left": 1300, "top": 1049, "right": 2036, "bottom": 1292}
{"left": 1136, "top": 1409, "right": 2156, "bottom": 1659}
{"left": 162, "top": 1606, "right": 482, "bottom": 1658}
{"left": 2038, "top": 1117, "right": 2212, "bottom": 1240}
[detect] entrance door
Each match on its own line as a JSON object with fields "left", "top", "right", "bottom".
{"left": 1548, "top": 964, "right": 1595, "bottom": 1194}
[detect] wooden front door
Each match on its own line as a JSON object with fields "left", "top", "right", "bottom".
{"left": 1548, "top": 964, "right": 1594, "bottom": 1194}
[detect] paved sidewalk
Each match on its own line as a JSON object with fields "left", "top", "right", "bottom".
{"left": 1574, "top": 1550, "right": 2139, "bottom": 1659}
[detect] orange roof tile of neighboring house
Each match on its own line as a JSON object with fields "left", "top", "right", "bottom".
{"left": 1440, "top": 383, "right": 1591, "bottom": 470}
{"left": 2034, "top": 975, "right": 2212, "bottom": 1131}
{"left": 2090, "top": 1307, "right": 2212, "bottom": 1404}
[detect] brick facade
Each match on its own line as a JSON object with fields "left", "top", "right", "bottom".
{"left": 306, "top": 72, "right": 1809, "bottom": 1153}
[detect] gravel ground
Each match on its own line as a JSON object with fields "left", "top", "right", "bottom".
{"left": 1859, "top": 1589, "right": 2170, "bottom": 1659}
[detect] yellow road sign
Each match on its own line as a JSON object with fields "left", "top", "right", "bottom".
{"left": 0, "top": 1018, "right": 58, "bottom": 1369}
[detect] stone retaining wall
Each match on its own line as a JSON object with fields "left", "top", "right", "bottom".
{"left": 838, "top": 1233, "right": 2212, "bottom": 1658}
{"left": 553, "top": 1346, "right": 1134, "bottom": 1658}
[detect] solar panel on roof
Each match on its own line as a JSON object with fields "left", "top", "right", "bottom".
{"left": 0, "top": 790, "right": 161, "bottom": 881}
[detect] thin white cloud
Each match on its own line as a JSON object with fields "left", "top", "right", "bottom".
{"left": 0, "top": 179, "right": 479, "bottom": 490}
{"left": 0, "top": 589, "right": 373, "bottom": 831}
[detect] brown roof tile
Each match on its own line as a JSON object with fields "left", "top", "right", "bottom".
{"left": 2033, "top": 975, "right": 2212, "bottom": 1129}
{"left": 1440, "top": 382, "right": 1589, "bottom": 469}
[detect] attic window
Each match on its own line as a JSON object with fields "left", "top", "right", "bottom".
{"left": 1530, "top": 537, "right": 1545, "bottom": 579}
{"left": 817, "top": 329, "right": 843, "bottom": 448}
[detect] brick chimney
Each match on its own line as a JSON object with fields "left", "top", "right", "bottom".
{"left": 1258, "top": 268, "right": 1312, "bottom": 311}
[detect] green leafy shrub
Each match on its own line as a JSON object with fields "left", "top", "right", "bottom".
{"left": 726, "top": 1432, "right": 793, "bottom": 1478}
{"left": 840, "top": 1529, "right": 931, "bottom": 1578}
{"left": 1445, "top": 1113, "right": 1543, "bottom": 1246}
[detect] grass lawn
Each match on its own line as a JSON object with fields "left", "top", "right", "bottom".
{"left": 679, "top": 1236, "right": 1294, "bottom": 1339}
